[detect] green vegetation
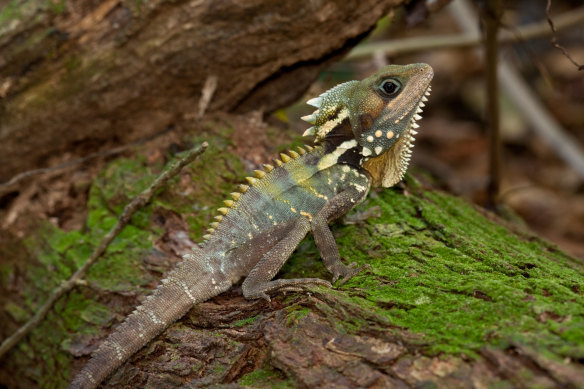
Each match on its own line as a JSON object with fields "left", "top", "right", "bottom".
{"left": 239, "top": 367, "right": 294, "bottom": 389}
{"left": 3, "top": 129, "right": 248, "bottom": 387}
{"left": 296, "top": 176, "right": 584, "bottom": 360}
{"left": 0, "top": 1, "right": 22, "bottom": 23}
{"left": 233, "top": 316, "right": 259, "bottom": 327}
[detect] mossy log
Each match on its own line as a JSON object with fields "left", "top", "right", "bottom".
{"left": 0, "top": 121, "right": 582, "bottom": 388}
{"left": 0, "top": 0, "right": 405, "bottom": 182}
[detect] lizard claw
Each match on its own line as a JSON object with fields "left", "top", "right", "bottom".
{"left": 342, "top": 206, "right": 381, "bottom": 225}
{"left": 259, "top": 292, "right": 271, "bottom": 302}
{"left": 331, "top": 262, "right": 371, "bottom": 285}
{"left": 244, "top": 278, "right": 332, "bottom": 300}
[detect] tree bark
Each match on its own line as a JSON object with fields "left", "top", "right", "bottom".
{"left": 0, "top": 0, "right": 403, "bottom": 182}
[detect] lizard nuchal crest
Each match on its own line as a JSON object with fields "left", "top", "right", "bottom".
{"left": 69, "top": 63, "right": 433, "bottom": 389}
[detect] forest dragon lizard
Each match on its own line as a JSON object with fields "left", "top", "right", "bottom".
{"left": 69, "top": 63, "right": 433, "bottom": 388}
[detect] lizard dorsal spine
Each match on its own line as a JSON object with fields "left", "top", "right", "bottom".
{"left": 202, "top": 146, "right": 312, "bottom": 243}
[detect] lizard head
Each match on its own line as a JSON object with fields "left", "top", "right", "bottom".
{"left": 303, "top": 63, "right": 433, "bottom": 187}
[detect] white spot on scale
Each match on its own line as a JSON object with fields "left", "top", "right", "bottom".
{"left": 113, "top": 342, "right": 124, "bottom": 360}
{"left": 367, "top": 135, "right": 374, "bottom": 142}
{"left": 173, "top": 277, "right": 197, "bottom": 302}
{"left": 342, "top": 165, "right": 350, "bottom": 172}
{"left": 85, "top": 372, "right": 97, "bottom": 384}
{"left": 147, "top": 310, "right": 162, "bottom": 324}
{"left": 375, "top": 130, "right": 382, "bottom": 137}
{"left": 375, "top": 146, "right": 382, "bottom": 155}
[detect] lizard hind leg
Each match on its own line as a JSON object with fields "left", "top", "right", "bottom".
{"left": 242, "top": 218, "right": 332, "bottom": 301}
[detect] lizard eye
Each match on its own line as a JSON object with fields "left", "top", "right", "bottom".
{"left": 378, "top": 79, "right": 401, "bottom": 98}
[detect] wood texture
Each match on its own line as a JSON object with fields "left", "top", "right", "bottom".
{"left": 0, "top": 0, "right": 403, "bottom": 181}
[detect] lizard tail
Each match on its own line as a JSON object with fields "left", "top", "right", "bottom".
{"left": 68, "top": 251, "right": 231, "bottom": 389}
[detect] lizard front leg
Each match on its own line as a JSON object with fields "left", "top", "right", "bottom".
{"left": 312, "top": 186, "right": 371, "bottom": 284}
{"left": 242, "top": 218, "right": 332, "bottom": 301}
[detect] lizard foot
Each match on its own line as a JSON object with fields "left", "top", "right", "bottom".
{"left": 331, "top": 262, "right": 371, "bottom": 286}
{"left": 243, "top": 278, "right": 332, "bottom": 301}
{"left": 342, "top": 206, "right": 381, "bottom": 225}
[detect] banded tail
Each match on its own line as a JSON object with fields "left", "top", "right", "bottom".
{"left": 69, "top": 250, "right": 231, "bottom": 389}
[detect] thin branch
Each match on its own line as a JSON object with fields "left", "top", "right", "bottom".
{"left": 546, "top": 0, "right": 583, "bottom": 70}
{"left": 345, "top": 6, "right": 584, "bottom": 60}
{"left": 0, "top": 142, "right": 208, "bottom": 359}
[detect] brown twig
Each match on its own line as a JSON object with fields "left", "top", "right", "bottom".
{"left": 546, "top": 0, "right": 584, "bottom": 71}
{"left": 345, "top": 6, "right": 584, "bottom": 60}
{"left": 0, "top": 142, "right": 208, "bottom": 359}
{"left": 0, "top": 126, "right": 173, "bottom": 196}
{"left": 481, "top": 0, "right": 503, "bottom": 208}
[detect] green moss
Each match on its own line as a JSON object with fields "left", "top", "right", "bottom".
{"left": 279, "top": 247, "right": 329, "bottom": 281}
{"left": 0, "top": 0, "right": 22, "bottom": 23}
{"left": 64, "top": 55, "right": 82, "bottom": 73}
{"left": 314, "top": 177, "right": 584, "bottom": 360}
{"left": 238, "top": 367, "right": 293, "bottom": 389}
{"left": 152, "top": 132, "right": 249, "bottom": 241}
{"left": 285, "top": 306, "right": 311, "bottom": 327}
{"left": 133, "top": 0, "right": 144, "bottom": 13}
{"left": 46, "top": 0, "right": 65, "bottom": 14}
{"left": 4, "top": 301, "right": 30, "bottom": 322}
{"left": 233, "top": 316, "right": 258, "bottom": 327}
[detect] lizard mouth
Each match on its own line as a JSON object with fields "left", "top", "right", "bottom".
{"left": 397, "top": 85, "right": 431, "bottom": 176}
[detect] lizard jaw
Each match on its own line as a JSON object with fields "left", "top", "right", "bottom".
{"left": 361, "top": 85, "right": 431, "bottom": 188}
{"left": 396, "top": 85, "right": 431, "bottom": 179}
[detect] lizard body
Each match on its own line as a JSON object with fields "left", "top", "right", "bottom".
{"left": 69, "top": 63, "right": 433, "bottom": 388}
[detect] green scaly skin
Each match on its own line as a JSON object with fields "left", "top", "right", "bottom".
{"left": 69, "top": 63, "right": 433, "bottom": 388}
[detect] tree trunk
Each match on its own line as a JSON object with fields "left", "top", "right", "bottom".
{"left": 0, "top": 0, "right": 402, "bottom": 182}
{"left": 1, "top": 115, "right": 582, "bottom": 388}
